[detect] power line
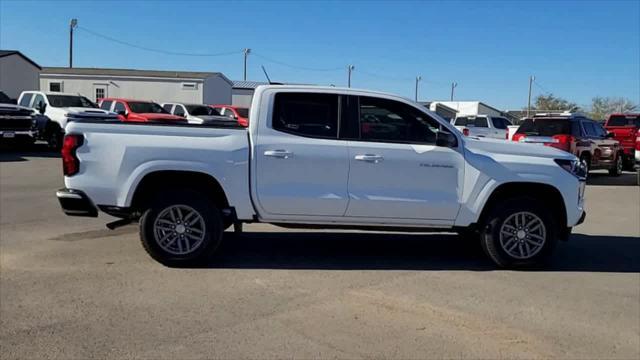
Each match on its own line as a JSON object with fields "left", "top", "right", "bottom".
{"left": 77, "top": 26, "right": 244, "bottom": 57}
{"left": 251, "top": 52, "right": 343, "bottom": 72}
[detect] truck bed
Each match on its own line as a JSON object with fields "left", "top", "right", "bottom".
{"left": 64, "top": 121, "right": 256, "bottom": 220}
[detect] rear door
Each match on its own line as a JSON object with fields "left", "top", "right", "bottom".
{"left": 344, "top": 95, "right": 464, "bottom": 223}
{"left": 253, "top": 92, "right": 350, "bottom": 218}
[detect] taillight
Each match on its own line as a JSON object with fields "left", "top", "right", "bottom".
{"left": 512, "top": 133, "right": 526, "bottom": 142}
{"left": 61, "top": 134, "right": 84, "bottom": 176}
{"left": 462, "top": 128, "right": 469, "bottom": 136}
{"left": 551, "top": 134, "right": 574, "bottom": 151}
{"left": 636, "top": 130, "right": 640, "bottom": 151}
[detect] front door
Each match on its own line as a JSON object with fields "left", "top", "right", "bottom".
{"left": 254, "top": 92, "right": 350, "bottom": 218}
{"left": 345, "top": 95, "right": 464, "bottom": 222}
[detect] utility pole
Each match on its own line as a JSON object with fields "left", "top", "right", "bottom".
{"left": 527, "top": 75, "right": 535, "bottom": 118}
{"left": 243, "top": 48, "right": 251, "bottom": 81}
{"left": 415, "top": 76, "right": 422, "bottom": 102}
{"left": 450, "top": 82, "right": 458, "bottom": 101}
{"left": 69, "top": 18, "right": 78, "bottom": 68}
{"left": 347, "top": 65, "right": 355, "bottom": 88}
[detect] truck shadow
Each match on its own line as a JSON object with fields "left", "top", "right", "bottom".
{"left": 204, "top": 232, "right": 640, "bottom": 273}
{"left": 587, "top": 171, "right": 638, "bottom": 186}
{"left": 0, "top": 143, "right": 59, "bottom": 162}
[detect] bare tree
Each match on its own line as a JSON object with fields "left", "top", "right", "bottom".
{"left": 589, "top": 97, "right": 638, "bottom": 121}
{"left": 533, "top": 94, "right": 579, "bottom": 112}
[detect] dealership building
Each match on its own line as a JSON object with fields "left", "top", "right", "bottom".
{"left": 39, "top": 67, "right": 233, "bottom": 105}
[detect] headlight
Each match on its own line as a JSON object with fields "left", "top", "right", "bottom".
{"left": 555, "top": 159, "right": 587, "bottom": 180}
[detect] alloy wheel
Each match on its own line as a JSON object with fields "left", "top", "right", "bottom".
{"left": 498, "top": 211, "right": 546, "bottom": 259}
{"left": 153, "top": 205, "right": 206, "bottom": 255}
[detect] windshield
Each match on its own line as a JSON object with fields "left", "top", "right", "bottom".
{"left": 128, "top": 102, "right": 168, "bottom": 114}
{"left": 186, "top": 105, "right": 217, "bottom": 116}
{"left": 236, "top": 108, "right": 249, "bottom": 118}
{"left": 607, "top": 115, "right": 640, "bottom": 127}
{"left": 48, "top": 95, "right": 97, "bottom": 108}
{"left": 517, "top": 118, "right": 571, "bottom": 136}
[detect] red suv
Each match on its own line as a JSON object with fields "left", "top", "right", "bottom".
{"left": 210, "top": 105, "right": 249, "bottom": 127}
{"left": 604, "top": 113, "right": 639, "bottom": 170}
{"left": 513, "top": 113, "right": 623, "bottom": 176}
{"left": 99, "top": 98, "right": 186, "bottom": 123}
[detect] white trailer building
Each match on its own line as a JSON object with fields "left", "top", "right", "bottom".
{"left": 40, "top": 67, "right": 233, "bottom": 105}
{"left": 0, "top": 50, "right": 41, "bottom": 101}
{"left": 429, "top": 101, "right": 503, "bottom": 117}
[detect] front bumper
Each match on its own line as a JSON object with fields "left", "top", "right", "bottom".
{"left": 56, "top": 188, "right": 98, "bottom": 217}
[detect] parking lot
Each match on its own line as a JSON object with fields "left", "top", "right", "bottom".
{"left": 1, "top": 145, "right": 639, "bottom": 359}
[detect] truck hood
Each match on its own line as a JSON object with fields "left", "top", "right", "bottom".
{"left": 464, "top": 137, "right": 575, "bottom": 160}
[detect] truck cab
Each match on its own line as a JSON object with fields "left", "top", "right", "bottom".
{"left": 604, "top": 113, "right": 639, "bottom": 170}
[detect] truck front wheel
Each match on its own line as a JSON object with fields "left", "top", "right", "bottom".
{"left": 480, "top": 198, "right": 558, "bottom": 268}
{"left": 139, "top": 189, "right": 223, "bottom": 266}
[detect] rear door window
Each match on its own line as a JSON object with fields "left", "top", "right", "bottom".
{"left": 492, "top": 117, "right": 508, "bottom": 129}
{"left": 272, "top": 92, "right": 339, "bottom": 139}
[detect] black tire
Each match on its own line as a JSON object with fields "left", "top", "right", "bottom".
{"left": 139, "top": 189, "right": 223, "bottom": 266}
{"left": 45, "top": 123, "right": 63, "bottom": 151}
{"left": 637, "top": 169, "right": 640, "bottom": 186}
{"left": 480, "top": 197, "right": 558, "bottom": 268}
{"left": 608, "top": 153, "right": 623, "bottom": 176}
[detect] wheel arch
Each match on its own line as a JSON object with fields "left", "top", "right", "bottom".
{"left": 130, "top": 170, "right": 230, "bottom": 212}
{"left": 477, "top": 182, "right": 567, "bottom": 232}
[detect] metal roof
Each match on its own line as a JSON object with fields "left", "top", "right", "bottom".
{"left": 232, "top": 80, "right": 270, "bottom": 89}
{"left": 42, "top": 67, "right": 230, "bottom": 82}
{"left": 0, "top": 50, "right": 42, "bottom": 69}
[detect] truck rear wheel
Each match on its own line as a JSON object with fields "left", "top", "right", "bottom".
{"left": 480, "top": 197, "right": 558, "bottom": 268}
{"left": 139, "top": 189, "right": 223, "bottom": 266}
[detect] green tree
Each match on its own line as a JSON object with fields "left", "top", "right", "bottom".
{"left": 589, "top": 97, "right": 638, "bottom": 121}
{"left": 533, "top": 94, "right": 579, "bottom": 112}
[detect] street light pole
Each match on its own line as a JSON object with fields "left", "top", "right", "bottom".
{"left": 527, "top": 75, "right": 535, "bottom": 118}
{"left": 243, "top": 48, "right": 251, "bottom": 81}
{"left": 69, "top": 18, "right": 78, "bottom": 68}
{"left": 450, "top": 82, "right": 458, "bottom": 101}
{"left": 347, "top": 65, "right": 355, "bottom": 88}
{"left": 415, "top": 76, "right": 422, "bottom": 102}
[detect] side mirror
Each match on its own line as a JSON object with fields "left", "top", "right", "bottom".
{"left": 436, "top": 130, "right": 458, "bottom": 147}
{"left": 606, "top": 132, "right": 615, "bottom": 138}
{"left": 38, "top": 102, "right": 46, "bottom": 114}
{"left": 117, "top": 110, "right": 127, "bottom": 117}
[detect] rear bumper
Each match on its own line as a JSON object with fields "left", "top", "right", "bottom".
{"left": 56, "top": 188, "right": 98, "bottom": 217}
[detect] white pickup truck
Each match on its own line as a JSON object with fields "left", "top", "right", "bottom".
{"left": 451, "top": 114, "right": 519, "bottom": 140}
{"left": 57, "top": 86, "right": 586, "bottom": 268}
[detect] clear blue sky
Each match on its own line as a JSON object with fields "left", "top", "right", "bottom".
{"left": 1, "top": 0, "right": 638, "bottom": 109}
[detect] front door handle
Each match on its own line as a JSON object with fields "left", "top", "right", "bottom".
{"left": 354, "top": 154, "right": 384, "bottom": 163}
{"left": 264, "top": 149, "right": 293, "bottom": 159}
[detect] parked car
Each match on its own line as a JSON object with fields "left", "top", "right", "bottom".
{"left": 0, "top": 103, "right": 37, "bottom": 146}
{"left": 635, "top": 129, "right": 640, "bottom": 185}
{"left": 604, "top": 113, "right": 639, "bottom": 170}
{"left": 513, "top": 113, "right": 623, "bottom": 176}
{"left": 161, "top": 102, "right": 237, "bottom": 125}
{"left": 210, "top": 105, "right": 249, "bottom": 127}
{"left": 99, "top": 98, "right": 186, "bottom": 123}
{"left": 17, "top": 91, "right": 116, "bottom": 149}
{"left": 451, "top": 114, "right": 514, "bottom": 139}
{"left": 57, "top": 85, "right": 586, "bottom": 269}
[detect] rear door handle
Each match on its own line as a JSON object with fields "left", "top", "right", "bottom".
{"left": 354, "top": 154, "right": 384, "bottom": 163}
{"left": 264, "top": 149, "right": 293, "bottom": 159}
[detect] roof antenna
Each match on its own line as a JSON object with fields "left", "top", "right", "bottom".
{"left": 261, "top": 65, "right": 273, "bottom": 84}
